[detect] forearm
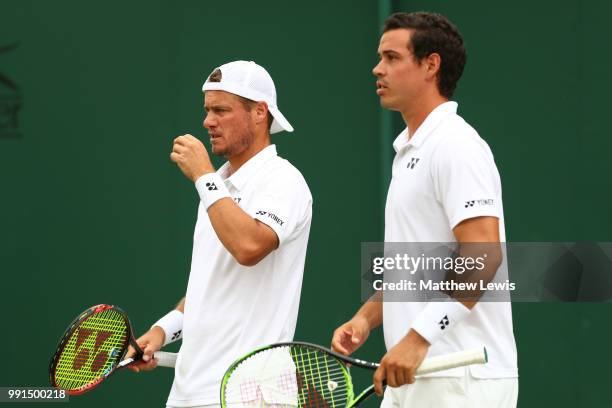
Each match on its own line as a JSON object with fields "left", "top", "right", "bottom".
{"left": 353, "top": 292, "right": 383, "bottom": 330}
{"left": 451, "top": 242, "right": 502, "bottom": 309}
{"left": 152, "top": 298, "right": 186, "bottom": 345}
{"left": 451, "top": 216, "right": 502, "bottom": 309}
{"left": 410, "top": 217, "right": 501, "bottom": 344}
{"left": 176, "top": 297, "right": 185, "bottom": 313}
{"left": 207, "top": 198, "right": 277, "bottom": 265}
{"left": 409, "top": 246, "right": 501, "bottom": 345}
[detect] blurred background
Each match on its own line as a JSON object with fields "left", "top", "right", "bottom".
{"left": 1, "top": 0, "right": 611, "bottom": 406}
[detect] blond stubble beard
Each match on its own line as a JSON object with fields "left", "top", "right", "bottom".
{"left": 212, "top": 123, "right": 256, "bottom": 158}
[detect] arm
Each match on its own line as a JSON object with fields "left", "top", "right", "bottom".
{"left": 331, "top": 291, "right": 382, "bottom": 355}
{"left": 126, "top": 297, "right": 185, "bottom": 373}
{"left": 373, "top": 216, "right": 502, "bottom": 394}
{"left": 451, "top": 216, "right": 502, "bottom": 309}
{"left": 207, "top": 198, "right": 278, "bottom": 266}
{"left": 176, "top": 297, "right": 185, "bottom": 313}
{"left": 170, "top": 134, "right": 278, "bottom": 266}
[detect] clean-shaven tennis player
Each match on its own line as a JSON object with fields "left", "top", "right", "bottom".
{"left": 331, "top": 12, "right": 518, "bottom": 407}
{"left": 127, "top": 60, "right": 312, "bottom": 408}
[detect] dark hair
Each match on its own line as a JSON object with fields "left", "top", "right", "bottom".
{"left": 208, "top": 68, "right": 222, "bottom": 82}
{"left": 383, "top": 12, "right": 466, "bottom": 98}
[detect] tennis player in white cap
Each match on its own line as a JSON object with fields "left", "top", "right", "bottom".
{"left": 127, "top": 60, "right": 313, "bottom": 408}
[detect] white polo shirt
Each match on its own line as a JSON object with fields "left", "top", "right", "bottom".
{"left": 166, "top": 145, "right": 312, "bottom": 407}
{"left": 383, "top": 102, "right": 518, "bottom": 379}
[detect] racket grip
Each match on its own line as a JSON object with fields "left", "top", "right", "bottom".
{"left": 154, "top": 351, "right": 177, "bottom": 368}
{"left": 416, "top": 347, "right": 487, "bottom": 375}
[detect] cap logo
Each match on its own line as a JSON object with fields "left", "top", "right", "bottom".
{"left": 207, "top": 68, "right": 222, "bottom": 83}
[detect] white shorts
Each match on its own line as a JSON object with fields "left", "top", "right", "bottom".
{"left": 380, "top": 371, "right": 518, "bottom": 408}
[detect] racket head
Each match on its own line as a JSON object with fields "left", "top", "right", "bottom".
{"left": 49, "top": 304, "right": 137, "bottom": 395}
{"left": 220, "top": 342, "right": 354, "bottom": 408}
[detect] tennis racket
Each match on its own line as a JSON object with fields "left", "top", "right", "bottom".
{"left": 49, "top": 304, "right": 177, "bottom": 395}
{"left": 220, "top": 341, "right": 487, "bottom": 408}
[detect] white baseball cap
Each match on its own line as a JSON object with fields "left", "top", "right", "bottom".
{"left": 202, "top": 60, "right": 294, "bottom": 134}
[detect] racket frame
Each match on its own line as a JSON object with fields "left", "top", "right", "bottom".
{"left": 49, "top": 304, "right": 144, "bottom": 395}
{"left": 220, "top": 341, "right": 378, "bottom": 408}
{"left": 220, "top": 341, "right": 487, "bottom": 408}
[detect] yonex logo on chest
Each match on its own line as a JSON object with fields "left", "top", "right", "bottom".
{"left": 407, "top": 157, "right": 420, "bottom": 169}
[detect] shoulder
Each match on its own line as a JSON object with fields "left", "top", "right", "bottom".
{"left": 432, "top": 114, "right": 494, "bottom": 162}
{"left": 258, "top": 156, "right": 313, "bottom": 199}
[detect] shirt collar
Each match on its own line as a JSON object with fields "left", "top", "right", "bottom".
{"left": 392, "top": 101, "right": 458, "bottom": 152}
{"left": 217, "top": 144, "right": 278, "bottom": 191}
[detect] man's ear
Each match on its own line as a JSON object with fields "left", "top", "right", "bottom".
{"left": 254, "top": 101, "right": 269, "bottom": 126}
{"left": 425, "top": 52, "right": 441, "bottom": 79}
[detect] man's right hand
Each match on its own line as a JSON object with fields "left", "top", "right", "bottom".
{"left": 125, "top": 326, "right": 166, "bottom": 372}
{"left": 331, "top": 315, "right": 371, "bottom": 356}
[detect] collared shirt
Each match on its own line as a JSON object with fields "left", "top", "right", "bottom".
{"left": 383, "top": 102, "right": 518, "bottom": 379}
{"left": 167, "top": 145, "right": 312, "bottom": 407}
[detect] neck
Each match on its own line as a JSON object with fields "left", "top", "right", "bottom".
{"left": 401, "top": 92, "right": 448, "bottom": 139}
{"left": 227, "top": 132, "right": 271, "bottom": 174}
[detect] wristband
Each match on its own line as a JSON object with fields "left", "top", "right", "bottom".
{"left": 152, "top": 310, "right": 184, "bottom": 346}
{"left": 411, "top": 300, "right": 470, "bottom": 345}
{"left": 195, "top": 173, "right": 231, "bottom": 210}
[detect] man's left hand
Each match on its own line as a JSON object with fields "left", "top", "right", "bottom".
{"left": 373, "top": 329, "right": 430, "bottom": 396}
{"left": 170, "top": 134, "right": 215, "bottom": 182}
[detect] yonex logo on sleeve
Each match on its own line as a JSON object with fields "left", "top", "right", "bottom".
{"left": 465, "top": 199, "right": 494, "bottom": 208}
{"left": 407, "top": 157, "right": 420, "bottom": 169}
{"left": 438, "top": 315, "right": 450, "bottom": 330}
{"left": 256, "top": 210, "right": 285, "bottom": 227}
{"left": 206, "top": 182, "right": 218, "bottom": 191}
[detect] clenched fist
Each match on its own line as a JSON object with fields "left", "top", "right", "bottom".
{"left": 170, "top": 134, "right": 215, "bottom": 182}
{"left": 125, "top": 326, "right": 165, "bottom": 373}
{"left": 373, "top": 329, "right": 430, "bottom": 395}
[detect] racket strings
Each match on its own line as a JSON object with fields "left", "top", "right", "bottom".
{"left": 292, "top": 348, "right": 349, "bottom": 408}
{"left": 224, "top": 346, "right": 351, "bottom": 408}
{"left": 52, "top": 309, "right": 128, "bottom": 391}
{"left": 223, "top": 350, "right": 348, "bottom": 386}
